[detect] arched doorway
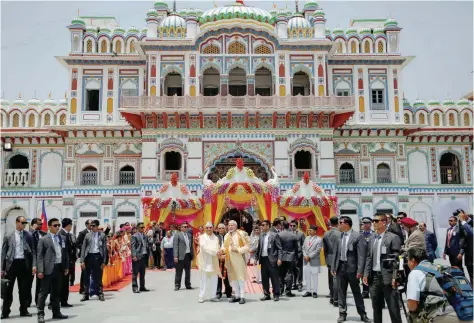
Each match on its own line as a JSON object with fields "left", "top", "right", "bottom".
{"left": 202, "top": 67, "right": 219, "bottom": 96}
{"left": 164, "top": 73, "right": 183, "bottom": 96}
{"left": 220, "top": 208, "right": 254, "bottom": 235}
{"left": 2, "top": 206, "right": 27, "bottom": 237}
{"left": 207, "top": 155, "right": 269, "bottom": 182}
{"left": 228, "top": 67, "right": 247, "bottom": 96}
{"left": 440, "top": 152, "right": 461, "bottom": 184}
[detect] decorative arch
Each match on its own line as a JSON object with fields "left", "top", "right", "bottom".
{"left": 5, "top": 150, "right": 29, "bottom": 166}
{"left": 113, "top": 37, "right": 125, "bottom": 54}
{"left": 252, "top": 61, "right": 274, "bottom": 75}
{"left": 202, "top": 44, "right": 221, "bottom": 54}
{"left": 227, "top": 62, "right": 248, "bottom": 74}
{"left": 376, "top": 38, "right": 386, "bottom": 53}
{"left": 406, "top": 148, "right": 429, "bottom": 162}
{"left": 205, "top": 147, "right": 272, "bottom": 175}
{"left": 75, "top": 201, "right": 101, "bottom": 219}
{"left": 227, "top": 40, "right": 246, "bottom": 54}
{"left": 291, "top": 64, "right": 313, "bottom": 78}
{"left": 438, "top": 149, "right": 463, "bottom": 162}
{"left": 162, "top": 65, "right": 184, "bottom": 78}
{"left": 84, "top": 37, "right": 96, "bottom": 53}
{"left": 373, "top": 198, "right": 398, "bottom": 215}
{"left": 288, "top": 138, "right": 318, "bottom": 154}
{"left": 338, "top": 198, "right": 362, "bottom": 216}
{"left": 113, "top": 200, "right": 139, "bottom": 219}
{"left": 201, "top": 62, "right": 222, "bottom": 74}
{"left": 39, "top": 150, "right": 63, "bottom": 164}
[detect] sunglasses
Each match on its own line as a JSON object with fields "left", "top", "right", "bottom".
{"left": 339, "top": 221, "right": 345, "bottom": 224}
{"left": 182, "top": 226, "right": 188, "bottom": 228}
{"left": 372, "top": 219, "right": 385, "bottom": 223}
{"left": 139, "top": 226, "right": 145, "bottom": 229}
{"left": 19, "top": 221, "right": 28, "bottom": 225}
{"left": 90, "top": 225, "right": 97, "bottom": 227}
{"left": 52, "top": 224, "right": 61, "bottom": 228}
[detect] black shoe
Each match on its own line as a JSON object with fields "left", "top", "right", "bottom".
{"left": 260, "top": 295, "right": 271, "bottom": 301}
{"left": 362, "top": 293, "right": 369, "bottom": 299}
{"left": 79, "top": 289, "right": 84, "bottom": 294}
{"left": 337, "top": 315, "right": 346, "bottom": 323}
{"left": 333, "top": 301, "right": 339, "bottom": 307}
{"left": 37, "top": 312, "right": 45, "bottom": 323}
{"left": 139, "top": 287, "right": 150, "bottom": 292}
{"left": 81, "top": 295, "right": 89, "bottom": 302}
{"left": 20, "top": 311, "right": 32, "bottom": 317}
{"left": 330, "top": 299, "right": 334, "bottom": 304}
{"left": 285, "top": 292, "right": 296, "bottom": 297}
{"left": 174, "top": 287, "right": 179, "bottom": 291}
{"left": 216, "top": 293, "right": 222, "bottom": 299}
{"left": 360, "top": 315, "right": 371, "bottom": 322}
{"left": 225, "top": 293, "right": 232, "bottom": 298}
{"left": 229, "top": 297, "right": 241, "bottom": 303}
{"left": 312, "top": 293, "right": 318, "bottom": 298}
{"left": 273, "top": 296, "right": 279, "bottom": 302}
{"left": 52, "top": 313, "right": 68, "bottom": 319}
{"left": 302, "top": 292, "right": 312, "bottom": 297}
{"left": 185, "top": 286, "right": 193, "bottom": 290}
{"left": 70, "top": 282, "right": 74, "bottom": 287}
{"left": 1, "top": 313, "right": 9, "bottom": 319}
{"left": 133, "top": 289, "right": 140, "bottom": 293}
{"left": 298, "top": 286, "right": 303, "bottom": 293}
{"left": 239, "top": 298, "right": 246, "bottom": 304}
{"left": 99, "top": 295, "right": 105, "bottom": 301}
{"left": 61, "top": 303, "right": 73, "bottom": 308}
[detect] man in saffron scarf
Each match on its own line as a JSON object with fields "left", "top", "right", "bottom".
{"left": 222, "top": 220, "right": 250, "bottom": 304}
{"left": 197, "top": 222, "right": 221, "bottom": 303}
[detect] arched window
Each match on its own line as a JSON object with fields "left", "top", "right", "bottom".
{"left": 337, "top": 42, "right": 343, "bottom": 53}
{"left": 164, "top": 73, "right": 183, "bottom": 96}
{"left": 44, "top": 114, "right": 51, "bottom": 126}
{"left": 59, "top": 114, "right": 66, "bottom": 125}
{"left": 376, "top": 163, "right": 391, "bottom": 183}
{"left": 440, "top": 153, "right": 461, "bottom": 184}
{"left": 434, "top": 113, "right": 440, "bottom": 126}
{"left": 364, "top": 41, "right": 370, "bottom": 53}
{"left": 86, "top": 39, "right": 93, "bottom": 53}
{"left": 404, "top": 113, "right": 410, "bottom": 124}
{"left": 255, "top": 45, "right": 271, "bottom": 54}
{"left": 202, "top": 68, "right": 219, "bottom": 96}
{"left": 115, "top": 40, "right": 122, "bottom": 54}
{"left": 419, "top": 113, "right": 425, "bottom": 124}
{"left": 8, "top": 154, "right": 29, "bottom": 169}
{"left": 292, "top": 71, "right": 310, "bottom": 96}
{"left": 463, "top": 113, "right": 471, "bottom": 126}
{"left": 339, "top": 162, "right": 355, "bottom": 184}
{"left": 377, "top": 41, "right": 384, "bottom": 53}
{"left": 350, "top": 41, "right": 357, "bottom": 53}
{"left": 228, "top": 67, "right": 247, "bottom": 96}
{"left": 164, "top": 151, "right": 182, "bottom": 171}
{"left": 203, "top": 45, "right": 220, "bottom": 54}
{"left": 100, "top": 40, "right": 107, "bottom": 53}
{"left": 448, "top": 113, "right": 455, "bottom": 126}
{"left": 81, "top": 166, "right": 98, "bottom": 185}
{"left": 28, "top": 114, "right": 36, "bottom": 127}
{"left": 12, "top": 114, "right": 19, "bottom": 127}
{"left": 294, "top": 150, "right": 312, "bottom": 179}
{"left": 130, "top": 40, "right": 136, "bottom": 53}
{"left": 119, "top": 165, "right": 135, "bottom": 185}
{"left": 228, "top": 41, "right": 245, "bottom": 54}
{"left": 255, "top": 67, "right": 272, "bottom": 96}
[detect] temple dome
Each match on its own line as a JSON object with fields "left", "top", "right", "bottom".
{"left": 199, "top": 2, "right": 274, "bottom": 25}
{"left": 158, "top": 13, "right": 187, "bottom": 38}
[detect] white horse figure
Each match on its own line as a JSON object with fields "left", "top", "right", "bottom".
{"left": 267, "top": 166, "right": 279, "bottom": 187}
{"left": 202, "top": 168, "right": 213, "bottom": 187}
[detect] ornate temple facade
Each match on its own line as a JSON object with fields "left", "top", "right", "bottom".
{"left": 1, "top": 1, "right": 472, "bottom": 251}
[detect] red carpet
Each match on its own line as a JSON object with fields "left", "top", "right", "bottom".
{"left": 69, "top": 275, "right": 132, "bottom": 293}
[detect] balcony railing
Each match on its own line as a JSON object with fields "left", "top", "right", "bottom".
{"left": 376, "top": 169, "right": 392, "bottom": 183}
{"left": 4, "top": 169, "right": 30, "bottom": 188}
{"left": 121, "top": 95, "right": 355, "bottom": 110}
{"left": 440, "top": 166, "right": 461, "bottom": 184}
{"left": 81, "top": 171, "right": 97, "bottom": 185}
{"left": 339, "top": 169, "right": 356, "bottom": 184}
{"left": 119, "top": 171, "right": 135, "bottom": 185}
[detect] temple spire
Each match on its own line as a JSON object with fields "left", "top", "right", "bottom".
{"left": 172, "top": 0, "right": 176, "bottom": 12}
{"left": 295, "top": 0, "right": 299, "bottom": 13}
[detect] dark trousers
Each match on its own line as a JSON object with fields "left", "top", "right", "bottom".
{"left": 336, "top": 263, "right": 366, "bottom": 316}
{"left": 79, "top": 269, "right": 85, "bottom": 294}
{"left": 132, "top": 256, "right": 147, "bottom": 289}
{"left": 83, "top": 253, "right": 104, "bottom": 296}
{"left": 293, "top": 256, "right": 303, "bottom": 288}
{"left": 2, "top": 259, "right": 30, "bottom": 315}
{"left": 152, "top": 247, "right": 161, "bottom": 268}
{"left": 174, "top": 253, "right": 191, "bottom": 288}
{"left": 369, "top": 271, "right": 402, "bottom": 323}
{"left": 361, "top": 279, "right": 369, "bottom": 296}
{"left": 37, "top": 264, "right": 62, "bottom": 315}
{"left": 448, "top": 253, "right": 463, "bottom": 268}
{"left": 60, "top": 262, "right": 74, "bottom": 304}
{"left": 327, "top": 265, "right": 338, "bottom": 302}
{"left": 466, "top": 263, "right": 473, "bottom": 285}
{"left": 260, "top": 257, "right": 280, "bottom": 297}
{"left": 26, "top": 273, "right": 42, "bottom": 306}
{"left": 69, "top": 260, "right": 76, "bottom": 285}
{"left": 216, "top": 260, "right": 232, "bottom": 297}
{"left": 164, "top": 248, "right": 174, "bottom": 268}
{"left": 279, "top": 261, "right": 295, "bottom": 292}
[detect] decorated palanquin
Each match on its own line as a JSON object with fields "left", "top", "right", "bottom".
{"left": 203, "top": 158, "right": 280, "bottom": 226}
{"left": 277, "top": 172, "right": 338, "bottom": 235}
{"left": 141, "top": 173, "right": 205, "bottom": 229}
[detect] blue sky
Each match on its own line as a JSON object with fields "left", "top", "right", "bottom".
{"left": 1, "top": 1, "right": 472, "bottom": 101}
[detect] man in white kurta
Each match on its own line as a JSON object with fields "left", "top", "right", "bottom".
{"left": 302, "top": 224, "right": 323, "bottom": 298}
{"left": 197, "top": 223, "right": 221, "bottom": 303}
{"left": 222, "top": 220, "right": 250, "bottom": 304}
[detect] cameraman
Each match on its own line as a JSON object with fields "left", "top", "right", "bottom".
{"left": 363, "top": 213, "right": 403, "bottom": 323}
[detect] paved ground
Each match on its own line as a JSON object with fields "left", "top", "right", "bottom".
{"left": 3, "top": 265, "right": 411, "bottom": 323}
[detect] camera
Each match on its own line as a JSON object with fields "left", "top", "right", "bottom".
{"left": 453, "top": 209, "right": 465, "bottom": 217}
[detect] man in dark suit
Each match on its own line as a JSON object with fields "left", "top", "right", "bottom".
{"left": 28, "top": 217, "right": 47, "bottom": 307}
{"left": 290, "top": 220, "right": 305, "bottom": 292}
{"left": 323, "top": 216, "right": 340, "bottom": 306}
{"left": 360, "top": 217, "right": 373, "bottom": 298}
{"left": 387, "top": 214, "right": 405, "bottom": 246}
{"left": 277, "top": 220, "right": 300, "bottom": 297}
{"left": 256, "top": 220, "right": 282, "bottom": 301}
{"left": 131, "top": 222, "right": 149, "bottom": 293}
{"left": 418, "top": 222, "right": 437, "bottom": 262}
{"left": 443, "top": 215, "right": 465, "bottom": 268}
{"left": 458, "top": 211, "right": 473, "bottom": 283}
{"left": 36, "top": 218, "right": 69, "bottom": 323}
{"left": 76, "top": 220, "right": 92, "bottom": 294}
{"left": 332, "top": 216, "right": 370, "bottom": 323}
{"left": 1, "top": 215, "right": 36, "bottom": 319}
{"left": 80, "top": 219, "right": 107, "bottom": 302}
{"left": 173, "top": 222, "right": 194, "bottom": 291}
{"left": 215, "top": 223, "right": 232, "bottom": 298}
{"left": 270, "top": 218, "right": 282, "bottom": 233}
{"left": 58, "top": 217, "right": 76, "bottom": 307}
{"left": 363, "top": 213, "right": 402, "bottom": 323}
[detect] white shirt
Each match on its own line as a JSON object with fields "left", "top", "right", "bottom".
{"left": 407, "top": 262, "right": 428, "bottom": 301}
{"left": 340, "top": 232, "right": 350, "bottom": 261}
{"left": 261, "top": 232, "right": 270, "bottom": 257}
{"left": 373, "top": 231, "right": 385, "bottom": 272}
{"left": 14, "top": 230, "right": 25, "bottom": 259}
{"left": 183, "top": 232, "right": 191, "bottom": 254}
{"left": 162, "top": 236, "right": 174, "bottom": 249}
{"left": 141, "top": 233, "right": 148, "bottom": 255}
{"left": 50, "top": 233, "right": 62, "bottom": 264}
{"left": 89, "top": 232, "right": 100, "bottom": 254}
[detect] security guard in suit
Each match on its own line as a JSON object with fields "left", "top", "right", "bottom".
{"left": 360, "top": 217, "right": 373, "bottom": 299}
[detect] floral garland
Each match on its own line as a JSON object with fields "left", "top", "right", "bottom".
{"left": 141, "top": 197, "right": 204, "bottom": 210}
{"left": 277, "top": 195, "right": 338, "bottom": 208}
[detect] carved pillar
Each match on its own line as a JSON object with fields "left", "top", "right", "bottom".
{"left": 220, "top": 75, "right": 228, "bottom": 96}
{"left": 247, "top": 75, "right": 255, "bottom": 96}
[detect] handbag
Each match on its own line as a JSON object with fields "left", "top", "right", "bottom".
{"left": 1, "top": 278, "right": 10, "bottom": 299}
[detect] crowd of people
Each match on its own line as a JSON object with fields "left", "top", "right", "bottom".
{"left": 1, "top": 209, "right": 472, "bottom": 323}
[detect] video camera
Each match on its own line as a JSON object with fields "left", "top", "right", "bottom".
{"left": 453, "top": 209, "right": 465, "bottom": 217}
{"left": 383, "top": 254, "right": 408, "bottom": 291}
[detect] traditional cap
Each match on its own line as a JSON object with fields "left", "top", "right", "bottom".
{"left": 400, "top": 217, "right": 418, "bottom": 228}
{"left": 361, "top": 217, "right": 372, "bottom": 224}
{"left": 309, "top": 225, "right": 318, "bottom": 230}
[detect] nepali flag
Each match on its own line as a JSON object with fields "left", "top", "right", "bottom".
{"left": 40, "top": 200, "right": 48, "bottom": 232}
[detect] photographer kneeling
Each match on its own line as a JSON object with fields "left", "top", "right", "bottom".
{"left": 407, "top": 247, "right": 459, "bottom": 323}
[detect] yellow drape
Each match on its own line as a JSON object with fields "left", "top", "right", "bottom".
{"left": 204, "top": 203, "right": 213, "bottom": 226}
{"left": 143, "top": 205, "right": 151, "bottom": 226}
{"left": 158, "top": 208, "right": 171, "bottom": 224}
{"left": 271, "top": 202, "right": 279, "bottom": 221}
{"left": 213, "top": 194, "right": 226, "bottom": 227}
{"left": 255, "top": 194, "right": 267, "bottom": 220}
{"left": 312, "top": 207, "right": 328, "bottom": 231}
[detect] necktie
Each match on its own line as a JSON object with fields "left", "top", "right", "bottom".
{"left": 341, "top": 233, "right": 348, "bottom": 261}
{"left": 373, "top": 234, "right": 381, "bottom": 269}
{"left": 447, "top": 228, "right": 453, "bottom": 248}
{"left": 20, "top": 231, "right": 24, "bottom": 251}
